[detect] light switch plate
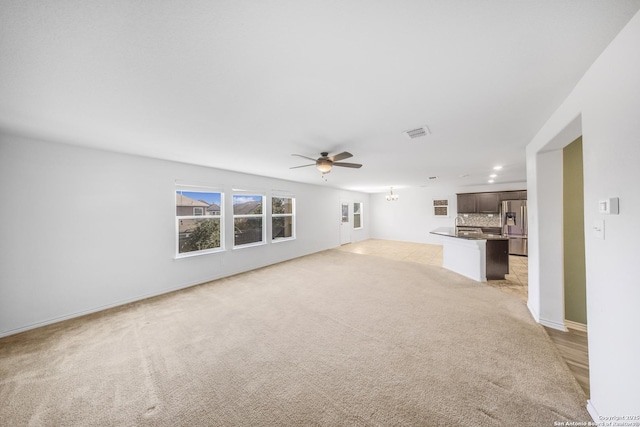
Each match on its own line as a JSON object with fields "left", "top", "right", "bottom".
{"left": 598, "top": 197, "right": 619, "bottom": 214}
{"left": 593, "top": 220, "right": 605, "bottom": 239}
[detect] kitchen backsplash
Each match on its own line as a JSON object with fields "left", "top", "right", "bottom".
{"left": 458, "top": 213, "right": 501, "bottom": 227}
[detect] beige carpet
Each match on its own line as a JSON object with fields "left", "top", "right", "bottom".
{"left": 337, "top": 238, "right": 529, "bottom": 302}
{"left": 0, "top": 247, "right": 590, "bottom": 426}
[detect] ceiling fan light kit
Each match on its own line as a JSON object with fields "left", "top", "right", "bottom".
{"left": 316, "top": 158, "right": 332, "bottom": 174}
{"left": 290, "top": 151, "right": 362, "bottom": 175}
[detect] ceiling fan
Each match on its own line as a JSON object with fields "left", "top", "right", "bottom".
{"left": 290, "top": 151, "right": 362, "bottom": 174}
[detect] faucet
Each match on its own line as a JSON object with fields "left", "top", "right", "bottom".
{"left": 455, "top": 216, "right": 466, "bottom": 226}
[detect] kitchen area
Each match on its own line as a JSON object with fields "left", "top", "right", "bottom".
{"left": 431, "top": 190, "right": 528, "bottom": 283}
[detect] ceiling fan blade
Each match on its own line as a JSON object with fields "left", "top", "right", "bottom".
{"left": 289, "top": 164, "right": 315, "bottom": 169}
{"left": 291, "top": 154, "right": 317, "bottom": 162}
{"left": 333, "top": 162, "right": 362, "bottom": 168}
{"left": 329, "top": 151, "right": 353, "bottom": 162}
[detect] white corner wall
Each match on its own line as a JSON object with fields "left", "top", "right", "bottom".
{"left": 526, "top": 9, "right": 640, "bottom": 418}
{"left": 0, "top": 133, "right": 370, "bottom": 337}
{"left": 527, "top": 149, "right": 566, "bottom": 330}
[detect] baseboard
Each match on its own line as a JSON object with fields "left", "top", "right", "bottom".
{"left": 564, "top": 319, "right": 587, "bottom": 333}
{"left": 538, "top": 317, "right": 568, "bottom": 332}
{"left": 527, "top": 301, "right": 540, "bottom": 322}
{"left": 3, "top": 266, "right": 263, "bottom": 337}
{"left": 0, "top": 275, "right": 221, "bottom": 338}
{"left": 0, "top": 249, "right": 326, "bottom": 338}
{"left": 586, "top": 400, "right": 599, "bottom": 422}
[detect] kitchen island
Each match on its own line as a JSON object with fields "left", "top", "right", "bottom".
{"left": 430, "top": 227, "right": 509, "bottom": 282}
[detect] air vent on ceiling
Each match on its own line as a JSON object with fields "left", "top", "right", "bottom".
{"left": 403, "top": 126, "right": 431, "bottom": 139}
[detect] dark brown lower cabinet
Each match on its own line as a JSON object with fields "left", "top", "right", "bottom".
{"left": 486, "top": 239, "right": 509, "bottom": 280}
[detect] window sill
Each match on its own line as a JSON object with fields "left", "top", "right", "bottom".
{"left": 272, "top": 237, "right": 296, "bottom": 244}
{"left": 233, "top": 241, "right": 267, "bottom": 250}
{"left": 174, "top": 248, "right": 224, "bottom": 260}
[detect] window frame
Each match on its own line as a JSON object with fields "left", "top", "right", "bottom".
{"left": 271, "top": 195, "right": 296, "bottom": 242}
{"left": 433, "top": 199, "right": 450, "bottom": 217}
{"left": 353, "top": 201, "right": 363, "bottom": 230}
{"left": 232, "top": 192, "right": 266, "bottom": 249}
{"left": 175, "top": 187, "right": 224, "bottom": 258}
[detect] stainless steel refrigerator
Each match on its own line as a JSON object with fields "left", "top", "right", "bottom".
{"left": 501, "top": 200, "right": 528, "bottom": 256}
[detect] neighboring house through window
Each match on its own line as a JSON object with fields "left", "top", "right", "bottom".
{"left": 176, "top": 189, "right": 223, "bottom": 256}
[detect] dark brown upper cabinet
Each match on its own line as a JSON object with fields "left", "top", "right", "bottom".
{"left": 476, "top": 192, "right": 500, "bottom": 213}
{"left": 499, "top": 191, "right": 527, "bottom": 201}
{"left": 457, "top": 190, "right": 526, "bottom": 214}
{"left": 457, "top": 193, "right": 477, "bottom": 213}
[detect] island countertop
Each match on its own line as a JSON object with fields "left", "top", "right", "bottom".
{"left": 430, "top": 227, "right": 508, "bottom": 241}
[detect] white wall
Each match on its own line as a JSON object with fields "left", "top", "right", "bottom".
{"left": 526, "top": 10, "right": 640, "bottom": 418}
{"left": 0, "top": 133, "right": 370, "bottom": 337}
{"left": 526, "top": 149, "right": 565, "bottom": 330}
{"left": 369, "top": 183, "right": 525, "bottom": 244}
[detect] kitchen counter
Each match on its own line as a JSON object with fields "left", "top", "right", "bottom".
{"left": 430, "top": 227, "right": 508, "bottom": 240}
{"left": 430, "top": 227, "right": 509, "bottom": 281}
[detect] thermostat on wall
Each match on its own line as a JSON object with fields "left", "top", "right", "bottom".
{"left": 598, "top": 197, "right": 619, "bottom": 215}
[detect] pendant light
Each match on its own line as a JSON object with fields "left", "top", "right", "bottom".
{"left": 385, "top": 187, "right": 399, "bottom": 201}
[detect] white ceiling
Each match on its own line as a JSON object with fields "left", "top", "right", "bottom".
{"left": 2, "top": 1, "right": 639, "bottom": 193}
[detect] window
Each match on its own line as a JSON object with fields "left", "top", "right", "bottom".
{"left": 342, "top": 204, "right": 349, "bottom": 223}
{"left": 353, "top": 202, "right": 363, "bottom": 229}
{"left": 233, "top": 194, "right": 264, "bottom": 247}
{"left": 272, "top": 196, "right": 295, "bottom": 241}
{"left": 176, "top": 190, "right": 223, "bottom": 256}
{"left": 433, "top": 199, "right": 449, "bottom": 217}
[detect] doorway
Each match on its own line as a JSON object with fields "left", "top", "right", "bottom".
{"left": 532, "top": 116, "right": 590, "bottom": 402}
{"left": 563, "top": 136, "right": 587, "bottom": 327}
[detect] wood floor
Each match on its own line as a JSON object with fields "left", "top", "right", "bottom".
{"left": 544, "top": 326, "right": 590, "bottom": 398}
{"left": 338, "top": 239, "right": 590, "bottom": 398}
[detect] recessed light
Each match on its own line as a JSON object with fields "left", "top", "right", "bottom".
{"left": 493, "top": 165, "right": 503, "bottom": 170}
{"left": 428, "top": 176, "right": 438, "bottom": 180}
{"left": 490, "top": 174, "right": 497, "bottom": 178}
{"left": 488, "top": 180, "right": 495, "bottom": 183}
